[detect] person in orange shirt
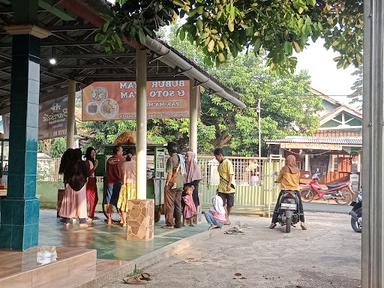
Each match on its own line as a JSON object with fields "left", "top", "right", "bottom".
{"left": 269, "top": 155, "right": 306, "bottom": 230}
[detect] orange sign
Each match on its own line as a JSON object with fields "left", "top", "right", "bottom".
{"left": 82, "top": 80, "right": 192, "bottom": 121}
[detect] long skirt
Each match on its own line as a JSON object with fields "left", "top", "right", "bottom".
{"left": 117, "top": 182, "right": 137, "bottom": 212}
{"left": 86, "top": 177, "right": 98, "bottom": 218}
{"left": 59, "top": 184, "right": 87, "bottom": 219}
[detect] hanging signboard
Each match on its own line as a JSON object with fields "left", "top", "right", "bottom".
{"left": 39, "top": 97, "right": 69, "bottom": 139}
{"left": 3, "top": 96, "right": 71, "bottom": 140}
{"left": 82, "top": 80, "right": 193, "bottom": 121}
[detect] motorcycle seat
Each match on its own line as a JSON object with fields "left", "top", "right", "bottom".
{"left": 327, "top": 182, "right": 348, "bottom": 188}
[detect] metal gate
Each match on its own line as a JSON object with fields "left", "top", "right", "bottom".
{"left": 198, "top": 155, "right": 284, "bottom": 216}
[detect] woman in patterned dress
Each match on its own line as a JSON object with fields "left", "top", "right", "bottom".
{"left": 117, "top": 148, "right": 137, "bottom": 227}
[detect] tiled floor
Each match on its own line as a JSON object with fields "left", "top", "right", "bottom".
{"left": 0, "top": 209, "right": 208, "bottom": 288}
{"left": 0, "top": 247, "right": 96, "bottom": 288}
{"left": 39, "top": 209, "right": 208, "bottom": 260}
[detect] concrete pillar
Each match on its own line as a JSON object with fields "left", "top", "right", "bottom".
{"left": 304, "top": 154, "right": 310, "bottom": 171}
{"left": 189, "top": 83, "right": 198, "bottom": 154}
{"left": 0, "top": 24, "right": 50, "bottom": 250}
{"left": 136, "top": 49, "right": 147, "bottom": 200}
{"left": 66, "top": 80, "right": 76, "bottom": 149}
{"left": 362, "top": 0, "right": 384, "bottom": 286}
{"left": 126, "top": 49, "right": 154, "bottom": 241}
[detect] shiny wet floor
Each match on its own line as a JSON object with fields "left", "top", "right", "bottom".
{"left": 39, "top": 209, "right": 208, "bottom": 260}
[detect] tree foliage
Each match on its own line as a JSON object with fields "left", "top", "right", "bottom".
{"left": 198, "top": 55, "right": 322, "bottom": 155}
{"left": 98, "top": 0, "right": 363, "bottom": 71}
{"left": 86, "top": 28, "right": 322, "bottom": 156}
{"left": 166, "top": 27, "right": 322, "bottom": 155}
{"left": 38, "top": 138, "right": 66, "bottom": 158}
{"left": 348, "top": 65, "right": 362, "bottom": 110}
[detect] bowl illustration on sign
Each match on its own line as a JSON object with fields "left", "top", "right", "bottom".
{"left": 86, "top": 102, "right": 99, "bottom": 115}
{"left": 100, "top": 99, "right": 119, "bottom": 118}
{"left": 91, "top": 87, "right": 108, "bottom": 102}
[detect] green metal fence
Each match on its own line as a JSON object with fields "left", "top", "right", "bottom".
{"left": 198, "top": 156, "right": 284, "bottom": 216}
{"left": 36, "top": 155, "right": 284, "bottom": 216}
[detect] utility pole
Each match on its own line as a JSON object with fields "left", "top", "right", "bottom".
{"left": 257, "top": 98, "right": 261, "bottom": 157}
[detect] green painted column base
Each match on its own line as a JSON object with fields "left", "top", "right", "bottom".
{"left": 0, "top": 198, "right": 39, "bottom": 250}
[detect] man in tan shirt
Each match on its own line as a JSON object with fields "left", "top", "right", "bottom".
{"left": 214, "top": 148, "right": 235, "bottom": 225}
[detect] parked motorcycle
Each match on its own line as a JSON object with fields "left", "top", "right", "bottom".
{"left": 349, "top": 192, "right": 362, "bottom": 233}
{"left": 277, "top": 190, "right": 301, "bottom": 233}
{"left": 300, "top": 172, "right": 354, "bottom": 205}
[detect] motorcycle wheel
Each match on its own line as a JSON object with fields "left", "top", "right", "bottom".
{"left": 351, "top": 207, "right": 362, "bottom": 233}
{"left": 285, "top": 210, "right": 292, "bottom": 233}
{"left": 335, "top": 189, "right": 353, "bottom": 205}
{"left": 285, "top": 217, "right": 291, "bottom": 233}
{"left": 300, "top": 189, "right": 314, "bottom": 203}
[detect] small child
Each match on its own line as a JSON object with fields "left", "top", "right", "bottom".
{"left": 204, "top": 195, "right": 226, "bottom": 230}
{"left": 183, "top": 185, "right": 197, "bottom": 226}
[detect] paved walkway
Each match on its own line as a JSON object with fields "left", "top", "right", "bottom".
{"left": 103, "top": 212, "right": 361, "bottom": 288}
{"left": 39, "top": 210, "right": 208, "bottom": 260}
{"left": 304, "top": 202, "right": 352, "bottom": 214}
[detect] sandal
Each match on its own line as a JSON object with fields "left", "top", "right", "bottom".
{"left": 140, "top": 273, "right": 152, "bottom": 281}
{"left": 122, "top": 275, "right": 146, "bottom": 285}
{"left": 162, "top": 225, "right": 174, "bottom": 229}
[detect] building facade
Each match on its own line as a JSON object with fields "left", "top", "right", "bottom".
{"left": 267, "top": 89, "right": 362, "bottom": 189}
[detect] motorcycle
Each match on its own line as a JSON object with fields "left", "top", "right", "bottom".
{"left": 300, "top": 171, "right": 354, "bottom": 205}
{"left": 277, "top": 190, "right": 301, "bottom": 233}
{"left": 349, "top": 192, "right": 362, "bottom": 233}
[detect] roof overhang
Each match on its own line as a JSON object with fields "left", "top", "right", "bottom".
{"left": 0, "top": 0, "right": 245, "bottom": 114}
{"left": 279, "top": 142, "right": 344, "bottom": 151}
{"left": 144, "top": 38, "right": 246, "bottom": 108}
{"left": 266, "top": 136, "right": 362, "bottom": 150}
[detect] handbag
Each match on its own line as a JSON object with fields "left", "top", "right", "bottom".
{"left": 168, "top": 164, "right": 182, "bottom": 189}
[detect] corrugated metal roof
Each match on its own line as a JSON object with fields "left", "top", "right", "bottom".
{"left": 266, "top": 136, "right": 362, "bottom": 145}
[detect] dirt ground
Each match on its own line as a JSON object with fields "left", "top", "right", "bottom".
{"left": 103, "top": 212, "right": 361, "bottom": 288}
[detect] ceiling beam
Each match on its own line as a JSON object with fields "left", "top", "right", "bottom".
{"left": 76, "top": 75, "right": 189, "bottom": 82}
{"left": 58, "top": 53, "right": 136, "bottom": 59}
{"left": 0, "top": 40, "right": 99, "bottom": 48}
{"left": 49, "top": 24, "right": 96, "bottom": 32}
{"left": 38, "top": 0, "right": 75, "bottom": 21}
{"left": 50, "top": 64, "right": 139, "bottom": 70}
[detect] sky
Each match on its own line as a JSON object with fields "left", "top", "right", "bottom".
{"left": 296, "top": 39, "right": 358, "bottom": 104}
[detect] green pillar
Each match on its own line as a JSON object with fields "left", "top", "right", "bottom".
{"left": 0, "top": 33, "right": 41, "bottom": 250}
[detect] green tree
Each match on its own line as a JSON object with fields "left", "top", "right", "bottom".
{"left": 84, "top": 28, "right": 322, "bottom": 156}
{"left": 197, "top": 54, "right": 322, "bottom": 156}
{"left": 348, "top": 65, "right": 362, "bottom": 109}
{"left": 50, "top": 138, "right": 67, "bottom": 158}
{"left": 80, "top": 120, "right": 136, "bottom": 149}
{"left": 99, "top": 0, "right": 363, "bottom": 70}
{"left": 38, "top": 138, "right": 66, "bottom": 158}
{"left": 144, "top": 29, "right": 322, "bottom": 155}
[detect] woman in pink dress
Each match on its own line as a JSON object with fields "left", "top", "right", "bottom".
{"left": 58, "top": 149, "right": 89, "bottom": 227}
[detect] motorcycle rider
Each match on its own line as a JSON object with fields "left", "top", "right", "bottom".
{"left": 269, "top": 154, "right": 307, "bottom": 230}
